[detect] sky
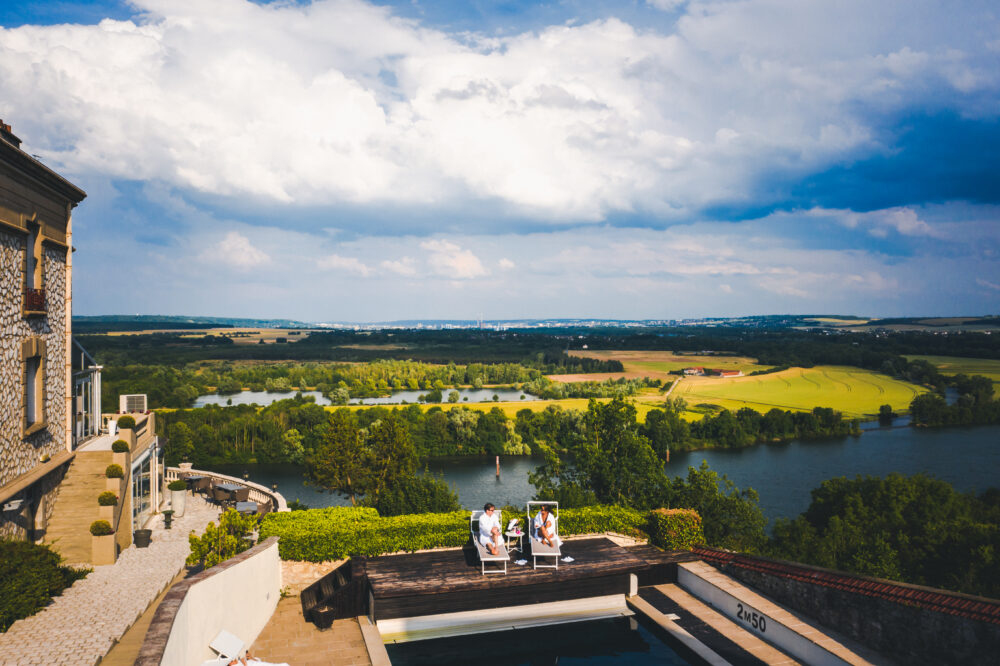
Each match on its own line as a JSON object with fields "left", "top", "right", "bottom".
{"left": 1, "top": 0, "right": 998, "bottom": 322}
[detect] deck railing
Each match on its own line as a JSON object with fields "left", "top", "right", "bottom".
{"left": 165, "top": 466, "right": 288, "bottom": 512}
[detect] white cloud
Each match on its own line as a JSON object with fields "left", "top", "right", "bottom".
{"left": 1, "top": 0, "right": 995, "bottom": 226}
{"left": 318, "top": 254, "right": 371, "bottom": 276}
{"left": 977, "top": 278, "right": 1000, "bottom": 291}
{"left": 420, "top": 240, "right": 487, "bottom": 279}
{"left": 209, "top": 231, "right": 270, "bottom": 269}
{"left": 380, "top": 257, "right": 417, "bottom": 276}
{"left": 498, "top": 258, "right": 516, "bottom": 270}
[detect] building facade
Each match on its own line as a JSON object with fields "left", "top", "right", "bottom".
{"left": 0, "top": 120, "right": 86, "bottom": 540}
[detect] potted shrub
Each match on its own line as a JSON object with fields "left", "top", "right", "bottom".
{"left": 105, "top": 463, "right": 124, "bottom": 492}
{"left": 90, "top": 520, "right": 116, "bottom": 565}
{"left": 97, "top": 491, "right": 117, "bottom": 522}
{"left": 111, "top": 439, "right": 130, "bottom": 467}
{"left": 168, "top": 479, "right": 188, "bottom": 517}
{"left": 117, "top": 415, "right": 136, "bottom": 430}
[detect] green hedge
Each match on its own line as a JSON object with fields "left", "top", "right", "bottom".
{"left": 105, "top": 464, "right": 123, "bottom": 479}
{"left": 117, "top": 415, "right": 136, "bottom": 429}
{"left": 111, "top": 439, "right": 130, "bottom": 453}
{"left": 260, "top": 505, "right": 652, "bottom": 562}
{"left": 0, "top": 540, "right": 88, "bottom": 632}
{"left": 647, "top": 508, "right": 705, "bottom": 550}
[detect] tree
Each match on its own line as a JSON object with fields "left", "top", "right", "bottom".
{"left": 362, "top": 414, "right": 418, "bottom": 503}
{"left": 667, "top": 461, "right": 767, "bottom": 552}
{"left": 305, "top": 409, "right": 367, "bottom": 505}
{"left": 364, "top": 473, "right": 461, "bottom": 516}
{"left": 448, "top": 390, "right": 460, "bottom": 403}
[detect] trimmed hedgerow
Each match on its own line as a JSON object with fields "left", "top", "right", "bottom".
{"left": 260, "top": 504, "right": 654, "bottom": 562}
{"left": 647, "top": 508, "right": 705, "bottom": 550}
{"left": 0, "top": 540, "right": 89, "bottom": 632}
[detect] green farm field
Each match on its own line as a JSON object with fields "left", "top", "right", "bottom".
{"left": 906, "top": 355, "right": 1000, "bottom": 390}
{"left": 666, "top": 366, "right": 926, "bottom": 419}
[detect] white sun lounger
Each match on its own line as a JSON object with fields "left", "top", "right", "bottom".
{"left": 470, "top": 510, "right": 509, "bottom": 575}
{"left": 527, "top": 501, "right": 561, "bottom": 569}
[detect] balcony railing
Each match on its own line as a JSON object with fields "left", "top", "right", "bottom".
{"left": 24, "top": 287, "right": 46, "bottom": 312}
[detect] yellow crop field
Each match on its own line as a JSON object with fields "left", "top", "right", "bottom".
{"left": 564, "top": 349, "right": 771, "bottom": 380}
{"left": 906, "top": 355, "right": 1000, "bottom": 390}
{"left": 667, "top": 366, "right": 925, "bottom": 419}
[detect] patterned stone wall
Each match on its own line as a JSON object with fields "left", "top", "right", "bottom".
{"left": 0, "top": 227, "right": 69, "bottom": 538}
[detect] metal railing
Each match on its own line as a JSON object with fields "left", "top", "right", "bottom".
{"left": 24, "top": 287, "right": 45, "bottom": 311}
{"left": 164, "top": 467, "right": 288, "bottom": 512}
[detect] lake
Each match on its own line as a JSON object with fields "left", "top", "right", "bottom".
{"left": 193, "top": 387, "right": 536, "bottom": 407}
{"left": 204, "top": 422, "right": 1000, "bottom": 524}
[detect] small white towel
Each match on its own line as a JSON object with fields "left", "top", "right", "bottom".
{"left": 561, "top": 556, "right": 575, "bottom": 563}
{"left": 515, "top": 559, "right": 528, "bottom": 565}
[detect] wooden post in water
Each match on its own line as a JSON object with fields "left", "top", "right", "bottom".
{"left": 496, "top": 456, "right": 500, "bottom": 479}
{"left": 665, "top": 448, "right": 670, "bottom": 463}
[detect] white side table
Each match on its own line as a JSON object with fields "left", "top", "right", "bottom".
{"left": 505, "top": 530, "right": 523, "bottom": 554}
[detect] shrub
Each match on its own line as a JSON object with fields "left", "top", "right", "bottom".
{"left": 0, "top": 540, "right": 88, "bottom": 632}
{"left": 117, "top": 415, "right": 136, "bottom": 429}
{"left": 97, "top": 492, "right": 118, "bottom": 506}
{"left": 167, "top": 480, "right": 187, "bottom": 491}
{"left": 260, "top": 504, "right": 649, "bottom": 562}
{"left": 89, "top": 520, "right": 113, "bottom": 536}
{"left": 111, "top": 440, "right": 130, "bottom": 453}
{"left": 365, "top": 474, "right": 461, "bottom": 517}
{"left": 647, "top": 509, "right": 704, "bottom": 550}
{"left": 105, "top": 464, "right": 123, "bottom": 479}
{"left": 186, "top": 509, "right": 260, "bottom": 568}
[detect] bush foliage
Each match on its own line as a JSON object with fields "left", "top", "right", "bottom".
{"left": 647, "top": 509, "right": 705, "bottom": 550}
{"left": 117, "top": 415, "right": 136, "bottom": 429}
{"left": 105, "top": 464, "right": 124, "bottom": 479}
{"left": 111, "top": 439, "right": 130, "bottom": 453}
{"left": 0, "top": 540, "right": 89, "bottom": 632}
{"left": 89, "top": 520, "right": 113, "bottom": 536}
{"left": 97, "top": 491, "right": 118, "bottom": 506}
{"left": 260, "top": 504, "right": 656, "bottom": 561}
{"left": 363, "top": 474, "right": 461, "bottom": 517}
{"left": 167, "top": 480, "right": 187, "bottom": 491}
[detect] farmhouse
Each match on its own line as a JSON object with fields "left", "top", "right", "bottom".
{"left": 719, "top": 370, "right": 743, "bottom": 378}
{"left": 682, "top": 366, "right": 704, "bottom": 375}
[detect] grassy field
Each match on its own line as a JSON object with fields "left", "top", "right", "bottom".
{"left": 906, "top": 355, "right": 1000, "bottom": 390}
{"left": 662, "top": 366, "right": 925, "bottom": 419}
{"left": 558, "top": 350, "right": 770, "bottom": 382}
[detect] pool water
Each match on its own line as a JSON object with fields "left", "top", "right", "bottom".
{"left": 384, "top": 616, "right": 695, "bottom": 665}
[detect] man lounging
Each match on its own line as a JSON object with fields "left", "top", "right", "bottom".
{"left": 532, "top": 504, "right": 561, "bottom": 548}
{"left": 479, "top": 502, "right": 502, "bottom": 555}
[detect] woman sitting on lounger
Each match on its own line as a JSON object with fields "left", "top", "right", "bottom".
{"left": 479, "top": 503, "right": 502, "bottom": 555}
{"left": 532, "top": 504, "right": 561, "bottom": 548}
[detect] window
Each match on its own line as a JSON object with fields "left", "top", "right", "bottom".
{"left": 23, "top": 222, "right": 45, "bottom": 314}
{"left": 22, "top": 337, "right": 46, "bottom": 435}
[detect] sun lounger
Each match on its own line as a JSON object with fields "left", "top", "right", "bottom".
{"left": 527, "top": 501, "right": 562, "bottom": 569}
{"left": 470, "top": 510, "right": 509, "bottom": 575}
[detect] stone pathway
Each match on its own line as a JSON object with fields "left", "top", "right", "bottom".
{"left": 0, "top": 496, "right": 220, "bottom": 666}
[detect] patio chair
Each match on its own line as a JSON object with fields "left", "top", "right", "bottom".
{"left": 212, "top": 486, "right": 233, "bottom": 507}
{"left": 527, "top": 501, "right": 561, "bottom": 569}
{"left": 470, "top": 510, "right": 509, "bottom": 575}
{"left": 200, "top": 629, "right": 244, "bottom": 665}
{"left": 233, "top": 486, "right": 251, "bottom": 502}
{"left": 194, "top": 476, "right": 212, "bottom": 496}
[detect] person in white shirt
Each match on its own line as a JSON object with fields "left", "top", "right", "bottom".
{"left": 479, "top": 503, "right": 502, "bottom": 555}
{"left": 532, "top": 504, "right": 561, "bottom": 548}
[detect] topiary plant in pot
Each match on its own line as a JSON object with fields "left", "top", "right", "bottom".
{"left": 117, "top": 415, "right": 136, "bottom": 430}
{"left": 90, "top": 520, "right": 116, "bottom": 565}
{"left": 168, "top": 479, "right": 188, "bottom": 517}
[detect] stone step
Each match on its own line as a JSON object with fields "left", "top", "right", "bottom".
{"left": 44, "top": 452, "right": 119, "bottom": 565}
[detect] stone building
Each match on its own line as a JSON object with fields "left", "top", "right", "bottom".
{"left": 0, "top": 120, "right": 86, "bottom": 540}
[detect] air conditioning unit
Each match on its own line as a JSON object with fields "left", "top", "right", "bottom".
{"left": 120, "top": 394, "right": 148, "bottom": 412}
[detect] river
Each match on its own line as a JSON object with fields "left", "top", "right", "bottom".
{"left": 204, "top": 422, "right": 999, "bottom": 524}
{"left": 193, "top": 387, "right": 537, "bottom": 407}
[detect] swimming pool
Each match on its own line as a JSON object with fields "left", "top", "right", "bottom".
{"left": 384, "top": 616, "right": 696, "bottom": 665}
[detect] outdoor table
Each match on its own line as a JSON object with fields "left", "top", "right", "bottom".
{"left": 184, "top": 475, "right": 205, "bottom": 490}
{"left": 235, "top": 501, "right": 258, "bottom": 515}
{"left": 505, "top": 529, "right": 524, "bottom": 553}
{"left": 215, "top": 482, "right": 241, "bottom": 504}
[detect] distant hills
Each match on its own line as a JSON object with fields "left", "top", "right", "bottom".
{"left": 73, "top": 313, "right": 999, "bottom": 334}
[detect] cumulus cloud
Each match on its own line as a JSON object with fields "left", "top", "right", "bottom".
{"left": 498, "top": 258, "right": 515, "bottom": 270}
{"left": 827, "top": 206, "right": 943, "bottom": 238}
{"left": 420, "top": 239, "right": 487, "bottom": 279}
{"left": 380, "top": 257, "right": 417, "bottom": 276}
{"left": 209, "top": 231, "right": 270, "bottom": 269}
{"left": 0, "top": 0, "right": 996, "bottom": 228}
{"left": 318, "top": 254, "right": 371, "bottom": 276}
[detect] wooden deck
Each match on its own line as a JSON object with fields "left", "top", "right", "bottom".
{"left": 365, "top": 537, "right": 697, "bottom": 621}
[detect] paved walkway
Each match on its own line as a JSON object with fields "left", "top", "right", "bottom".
{"left": 0, "top": 496, "right": 220, "bottom": 666}
{"left": 251, "top": 597, "right": 372, "bottom": 666}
